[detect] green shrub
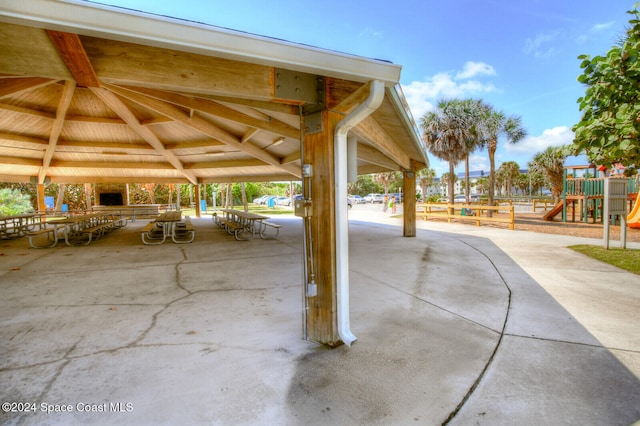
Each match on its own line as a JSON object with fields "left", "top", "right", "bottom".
{"left": 0, "top": 188, "right": 34, "bottom": 216}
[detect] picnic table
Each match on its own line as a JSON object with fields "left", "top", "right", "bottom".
{"left": 141, "top": 211, "right": 195, "bottom": 244}
{"left": 213, "top": 209, "right": 281, "bottom": 240}
{"left": 27, "top": 212, "right": 127, "bottom": 248}
{"left": 0, "top": 213, "right": 44, "bottom": 240}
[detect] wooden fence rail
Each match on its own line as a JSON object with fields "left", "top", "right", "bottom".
{"left": 416, "top": 203, "right": 515, "bottom": 230}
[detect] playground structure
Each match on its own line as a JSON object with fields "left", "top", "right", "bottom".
{"left": 543, "top": 165, "right": 639, "bottom": 226}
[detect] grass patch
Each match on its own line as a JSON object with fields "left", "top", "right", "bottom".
{"left": 568, "top": 245, "right": 640, "bottom": 275}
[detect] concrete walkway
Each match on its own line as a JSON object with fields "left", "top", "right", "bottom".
{"left": 1, "top": 210, "right": 639, "bottom": 425}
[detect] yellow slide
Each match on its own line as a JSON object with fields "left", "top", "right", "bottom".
{"left": 629, "top": 197, "right": 640, "bottom": 229}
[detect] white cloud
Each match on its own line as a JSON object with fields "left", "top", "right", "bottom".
{"left": 592, "top": 21, "right": 615, "bottom": 32}
{"left": 523, "top": 30, "right": 561, "bottom": 57}
{"left": 504, "top": 126, "right": 574, "bottom": 155}
{"left": 578, "top": 21, "right": 616, "bottom": 44}
{"left": 455, "top": 61, "right": 496, "bottom": 79}
{"left": 401, "top": 62, "right": 498, "bottom": 120}
{"left": 358, "top": 26, "right": 383, "bottom": 40}
{"left": 468, "top": 153, "right": 489, "bottom": 171}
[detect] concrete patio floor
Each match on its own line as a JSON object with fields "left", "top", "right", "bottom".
{"left": 1, "top": 210, "right": 639, "bottom": 425}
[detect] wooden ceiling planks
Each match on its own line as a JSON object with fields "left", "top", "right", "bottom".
{"left": 0, "top": 8, "right": 426, "bottom": 184}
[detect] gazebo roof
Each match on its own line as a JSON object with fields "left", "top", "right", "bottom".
{"left": 0, "top": 0, "right": 427, "bottom": 185}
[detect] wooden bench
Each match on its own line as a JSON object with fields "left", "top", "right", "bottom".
{"left": 259, "top": 221, "right": 281, "bottom": 239}
{"left": 417, "top": 203, "right": 515, "bottom": 230}
{"left": 172, "top": 217, "right": 195, "bottom": 243}
{"left": 66, "top": 221, "right": 115, "bottom": 246}
{"left": 141, "top": 221, "right": 166, "bottom": 244}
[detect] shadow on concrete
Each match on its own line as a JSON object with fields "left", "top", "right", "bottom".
{"left": 0, "top": 216, "right": 638, "bottom": 425}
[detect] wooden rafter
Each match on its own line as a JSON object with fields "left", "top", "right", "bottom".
{"left": 90, "top": 87, "right": 199, "bottom": 184}
{"left": 241, "top": 128, "right": 260, "bottom": 144}
{"left": 50, "top": 160, "right": 173, "bottom": 169}
{"left": 0, "top": 156, "right": 41, "bottom": 167}
{"left": 38, "top": 80, "right": 76, "bottom": 183}
{"left": 184, "top": 159, "right": 267, "bottom": 170}
{"left": 352, "top": 117, "right": 411, "bottom": 170}
{"left": 118, "top": 85, "right": 300, "bottom": 140}
{"left": 46, "top": 31, "right": 101, "bottom": 88}
{"left": 0, "top": 77, "right": 56, "bottom": 99}
{"left": 357, "top": 144, "right": 399, "bottom": 170}
{"left": 332, "top": 80, "right": 411, "bottom": 169}
{"left": 104, "top": 84, "right": 301, "bottom": 178}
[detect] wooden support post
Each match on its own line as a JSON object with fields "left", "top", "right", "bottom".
{"left": 194, "top": 184, "right": 201, "bottom": 218}
{"left": 403, "top": 165, "right": 416, "bottom": 237}
{"left": 303, "top": 110, "right": 341, "bottom": 346}
{"left": 84, "top": 183, "right": 92, "bottom": 211}
{"left": 37, "top": 183, "right": 46, "bottom": 213}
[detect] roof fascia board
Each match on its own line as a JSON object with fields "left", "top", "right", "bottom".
{"left": 0, "top": 0, "right": 402, "bottom": 85}
{"left": 387, "top": 85, "right": 428, "bottom": 167}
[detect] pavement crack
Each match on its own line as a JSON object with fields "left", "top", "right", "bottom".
{"left": 441, "top": 237, "right": 513, "bottom": 426}
{"left": 175, "top": 246, "right": 192, "bottom": 294}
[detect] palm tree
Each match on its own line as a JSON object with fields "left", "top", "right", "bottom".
{"left": 476, "top": 104, "right": 527, "bottom": 207}
{"left": 416, "top": 168, "right": 436, "bottom": 201}
{"left": 475, "top": 177, "right": 489, "bottom": 195}
{"left": 461, "top": 99, "right": 487, "bottom": 201}
{"left": 514, "top": 173, "right": 530, "bottom": 196}
{"left": 420, "top": 99, "right": 475, "bottom": 204}
{"left": 373, "top": 172, "right": 397, "bottom": 195}
{"left": 529, "top": 146, "right": 567, "bottom": 203}
{"left": 498, "top": 161, "right": 521, "bottom": 197}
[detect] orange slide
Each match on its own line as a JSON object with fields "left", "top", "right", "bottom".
{"left": 629, "top": 197, "right": 640, "bottom": 229}
{"left": 543, "top": 202, "right": 563, "bottom": 221}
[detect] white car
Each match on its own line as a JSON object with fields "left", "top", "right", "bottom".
{"left": 363, "top": 193, "right": 384, "bottom": 203}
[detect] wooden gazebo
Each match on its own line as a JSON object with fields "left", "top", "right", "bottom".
{"left": 0, "top": 0, "right": 427, "bottom": 346}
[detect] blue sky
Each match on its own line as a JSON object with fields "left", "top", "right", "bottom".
{"left": 97, "top": 0, "right": 633, "bottom": 177}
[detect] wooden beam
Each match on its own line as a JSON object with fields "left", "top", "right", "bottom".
{"left": 0, "top": 156, "right": 41, "bottom": 167}
{"left": 184, "top": 159, "right": 267, "bottom": 169}
{"left": 0, "top": 77, "right": 57, "bottom": 99}
{"left": 104, "top": 84, "right": 301, "bottom": 178}
{"left": 48, "top": 176, "right": 192, "bottom": 184}
{"left": 0, "top": 132, "right": 49, "bottom": 147}
{"left": 38, "top": 80, "right": 76, "bottom": 184}
{"left": 90, "top": 87, "right": 199, "bottom": 184}
{"left": 281, "top": 152, "right": 301, "bottom": 165}
{"left": 56, "top": 140, "right": 155, "bottom": 151}
{"left": 50, "top": 160, "right": 173, "bottom": 169}
{"left": 197, "top": 94, "right": 299, "bottom": 115}
{"left": 241, "top": 128, "right": 260, "bottom": 144}
{"left": 83, "top": 36, "right": 275, "bottom": 100}
{"left": 331, "top": 80, "right": 371, "bottom": 114}
{"left": 200, "top": 174, "right": 301, "bottom": 184}
{"left": 0, "top": 24, "right": 73, "bottom": 80}
{"left": 46, "top": 31, "right": 101, "bottom": 88}
{"left": 0, "top": 101, "right": 56, "bottom": 119}
{"left": 118, "top": 85, "right": 300, "bottom": 140}
{"left": 163, "top": 140, "right": 226, "bottom": 150}
{"left": 351, "top": 116, "right": 412, "bottom": 170}
{"left": 357, "top": 144, "right": 399, "bottom": 170}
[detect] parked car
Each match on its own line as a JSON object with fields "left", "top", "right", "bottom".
{"left": 253, "top": 195, "right": 268, "bottom": 204}
{"left": 453, "top": 195, "right": 481, "bottom": 203}
{"left": 390, "top": 193, "right": 403, "bottom": 203}
{"left": 364, "top": 193, "right": 384, "bottom": 203}
{"left": 274, "top": 196, "right": 289, "bottom": 206}
{"left": 348, "top": 194, "right": 364, "bottom": 204}
{"left": 262, "top": 195, "right": 278, "bottom": 206}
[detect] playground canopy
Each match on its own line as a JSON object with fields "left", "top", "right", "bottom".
{"left": 0, "top": 0, "right": 427, "bottom": 186}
